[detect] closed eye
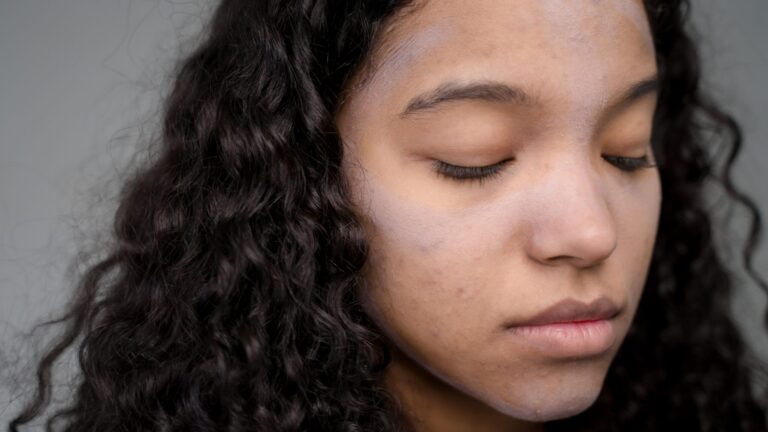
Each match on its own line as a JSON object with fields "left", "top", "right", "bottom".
{"left": 602, "top": 154, "right": 657, "bottom": 172}
{"left": 433, "top": 158, "right": 513, "bottom": 185}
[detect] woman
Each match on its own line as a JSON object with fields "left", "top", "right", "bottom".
{"left": 8, "top": 0, "right": 768, "bottom": 430}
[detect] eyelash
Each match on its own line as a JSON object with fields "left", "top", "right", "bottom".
{"left": 433, "top": 158, "right": 512, "bottom": 185}
{"left": 433, "top": 155, "right": 657, "bottom": 184}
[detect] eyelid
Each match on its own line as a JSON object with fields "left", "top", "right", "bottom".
{"left": 432, "top": 158, "right": 512, "bottom": 184}
{"left": 602, "top": 154, "right": 657, "bottom": 172}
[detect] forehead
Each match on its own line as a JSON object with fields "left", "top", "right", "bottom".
{"left": 374, "top": 0, "right": 654, "bottom": 65}
{"left": 354, "top": 0, "right": 656, "bottom": 115}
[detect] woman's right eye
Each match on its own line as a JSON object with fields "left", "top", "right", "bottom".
{"left": 432, "top": 158, "right": 514, "bottom": 185}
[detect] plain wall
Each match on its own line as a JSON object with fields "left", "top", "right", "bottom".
{"left": 1, "top": 0, "right": 766, "bottom": 427}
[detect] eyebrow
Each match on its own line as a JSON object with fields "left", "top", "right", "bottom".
{"left": 398, "top": 74, "right": 659, "bottom": 119}
{"left": 605, "top": 75, "right": 659, "bottom": 115}
{"left": 399, "top": 81, "right": 533, "bottom": 119}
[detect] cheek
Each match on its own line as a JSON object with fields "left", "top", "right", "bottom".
{"left": 618, "top": 173, "right": 661, "bottom": 267}
{"left": 352, "top": 169, "right": 529, "bottom": 362}
{"left": 360, "top": 189, "right": 490, "bottom": 346}
{"left": 610, "top": 172, "right": 662, "bottom": 311}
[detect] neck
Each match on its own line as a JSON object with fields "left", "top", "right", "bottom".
{"left": 382, "top": 346, "right": 545, "bottom": 432}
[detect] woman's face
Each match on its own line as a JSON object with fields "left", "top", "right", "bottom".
{"left": 336, "top": 0, "right": 661, "bottom": 424}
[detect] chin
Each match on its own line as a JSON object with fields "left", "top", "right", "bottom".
{"left": 482, "top": 375, "right": 606, "bottom": 423}
{"left": 505, "top": 392, "right": 601, "bottom": 422}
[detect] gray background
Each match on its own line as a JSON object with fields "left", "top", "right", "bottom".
{"left": 1, "top": 0, "right": 766, "bottom": 427}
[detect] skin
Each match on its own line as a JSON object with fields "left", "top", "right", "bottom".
{"left": 335, "top": 0, "right": 661, "bottom": 430}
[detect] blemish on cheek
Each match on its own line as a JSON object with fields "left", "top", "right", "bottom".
{"left": 415, "top": 236, "right": 445, "bottom": 254}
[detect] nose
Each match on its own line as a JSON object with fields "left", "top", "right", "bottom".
{"left": 523, "top": 154, "right": 618, "bottom": 269}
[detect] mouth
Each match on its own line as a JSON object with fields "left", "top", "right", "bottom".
{"left": 503, "top": 296, "right": 621, "bottom": 328}
{"left": 502, "top": 296, "right": 622, "bottom": 358}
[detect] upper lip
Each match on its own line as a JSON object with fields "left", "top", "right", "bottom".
{"left": 504, "top": 296, "right": 621, "bottom": 328}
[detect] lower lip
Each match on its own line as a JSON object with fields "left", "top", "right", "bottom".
{"left": 505, "top": 319, "right": 616, "bottom": 358}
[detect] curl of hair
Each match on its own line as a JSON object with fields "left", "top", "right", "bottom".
{"left": 8, "top": 0, "right": 768, "bottom": 431}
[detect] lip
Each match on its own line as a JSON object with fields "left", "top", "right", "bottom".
{"left": 502, "top": 296, "right": 622, "bottom": 358}
{"left": 503, "top": 296, "right": 621, "bottom": 328}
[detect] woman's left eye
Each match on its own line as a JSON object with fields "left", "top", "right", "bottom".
{"left": 602, "top": 154, "right": 657, "bottom": 173}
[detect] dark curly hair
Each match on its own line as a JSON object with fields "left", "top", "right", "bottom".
{"left": 7, "top": 0, "right": 768, "bottom": 430}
